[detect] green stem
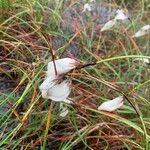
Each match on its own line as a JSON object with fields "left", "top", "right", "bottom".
{"left": 96, "top": 55, "right": 150, "bottom": 64}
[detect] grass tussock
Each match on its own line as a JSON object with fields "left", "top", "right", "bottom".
{"left": 0, "top": 0, "right": 150, "bottom": 149}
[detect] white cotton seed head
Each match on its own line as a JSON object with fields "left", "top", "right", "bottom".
{"left": 140, "top": 58, "right": 150, "bottom": 64}
{"left": 134, "top": 58, "right": 150, "bottom": 64}
{"left": 47, "top": 58, "right": 79, "bottom": 77}
{"left": 98, "top": 96, "right": 124, "bottom": 112}
{"left": 101, "top": 19, "right": 116, "bottom": 32}
{"left": 89, "top": 0, "right": 95, "bottom": 2}
{"left": 132, "top": 25, "right": 150, "bottom": 38}
{"left": 133, "top": 30, "right": 148, "bottom": 38}
{"left": 83, "top": 3, "right": 92, "bottom": 12}
{"left": 40, "top": 57, "right": 77, "bottom": 102}
{"left": 115, "top": 9, "right": 129, "bottom": 21}
{"left": 141, "top": 25, "right": 150, "bottom": 30}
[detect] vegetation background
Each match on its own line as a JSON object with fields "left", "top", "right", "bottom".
{"left": 0, "top": 0, "right": 150, "bottom": 149}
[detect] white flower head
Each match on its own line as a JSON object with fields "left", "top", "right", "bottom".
{"left": 101, "top": 19, "right": 116, "bottom": 32}
{"left": 132, "top": 25, "right": 150, "bottom": 38}
{"left": 82, "top": 3, "right": 92, "bottom": 12}
{"left": 47, "top": 58, "right": 79, "bottom": 77}
{"left": 98, "top": 96, "right": 124, "bottom": 112}
{"left": 40, "top": 57, "right": 81, "bottom": 103}
{"left": 141, "top": 25, "right": 150, "bottom": 30}
{"left": 115, "top": 9, "right": 129, "bottom": 21}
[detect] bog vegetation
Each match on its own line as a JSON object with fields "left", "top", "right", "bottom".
{"left": 0, "top": 0, "right": 150, "bottom": 149}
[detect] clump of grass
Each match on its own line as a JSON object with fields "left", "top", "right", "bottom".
{"left": 0, "top": 0, "right": 150, "bottom": 149}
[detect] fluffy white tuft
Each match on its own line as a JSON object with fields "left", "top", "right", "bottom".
{"left": 98, "top": 96, "right": 124, "bottom": 112}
